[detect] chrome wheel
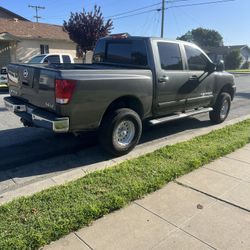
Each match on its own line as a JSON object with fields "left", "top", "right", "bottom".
{"left": 113, "top": 120, "right": 135, "bottom": 148}
{"left": 220, "top": 99, "right": 229, "bottom": 119}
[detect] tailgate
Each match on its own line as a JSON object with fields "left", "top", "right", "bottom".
{"left": 7, "top": 64, "right": 57, "bottom": 111}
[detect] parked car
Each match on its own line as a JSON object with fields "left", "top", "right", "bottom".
{"left": 0, "top": 67, "right": 8, "bottom": 86}
{"left": 27, "top": 54, "right": 74, "bottom": 64}
{"left": 5, "top": 34, "right": 236, "bottom": 156}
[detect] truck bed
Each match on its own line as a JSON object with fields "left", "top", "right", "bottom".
{"left": 7, "top": 62, "right": 153, "bottom": 131}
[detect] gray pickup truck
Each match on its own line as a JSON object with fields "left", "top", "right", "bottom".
{"left": 4, "top": 34, "right": 236, "bottom": 156}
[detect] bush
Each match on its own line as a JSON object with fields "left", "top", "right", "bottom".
{"left": 224, "top": 50, "right": 243, "bottom": 70}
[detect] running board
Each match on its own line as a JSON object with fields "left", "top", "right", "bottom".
{"left": 149, "top": 107, "right": 213, "bottom": 125}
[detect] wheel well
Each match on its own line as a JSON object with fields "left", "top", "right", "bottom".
{"left": 101, "top": 96, "right": 144, "bottom": 122}
{"left": 220, "top": 84, "right": 235, "bottom": 100}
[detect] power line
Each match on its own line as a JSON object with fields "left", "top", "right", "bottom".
{"left": 167, "top": 0, "right": 235, "bottom": 10}
{"left": 36, "top": 1, "right": 193, "bottom": 22}
{"left": 106, "top": 0, "right": 191, "bottom": 19}
{"left": 105, "top": 2, "right": 162, "bottom": 19}
{"left": 28, "top": 5, "right": 45, "bottom": 22}
{"left": 111, "top": 9, "right": 157, "bottom": 20}
{"left": 110, "top": 0, "right": 235, "bottom": 20}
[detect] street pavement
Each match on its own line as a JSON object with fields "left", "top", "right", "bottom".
{"left": 44, "top": 145, "right": 250, "bottom": 250}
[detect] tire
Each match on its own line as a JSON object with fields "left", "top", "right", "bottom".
{"left": 99, "top": 108, "right": 142, "bottom": 156}
{"left": 209, "top": 92, "right": 231, "bottom": 124}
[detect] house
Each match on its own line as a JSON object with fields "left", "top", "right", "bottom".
{"left": 0, "top": 13, "right": 77, "bottom": 68}
{"left": 204, "top": 45, "right": 250, "bottom": 68}
{"left": 0, "top": 6, "right": 29, "bottom": 21}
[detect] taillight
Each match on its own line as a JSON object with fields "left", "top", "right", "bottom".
{"left": 55, "top": 79, "right": 76, "bottom": 104}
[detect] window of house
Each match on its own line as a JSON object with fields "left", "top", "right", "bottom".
{"left": 157, "top": 42, "right": 183, "bottom": 70}
{"left": 40, "top": 44, "right": 49, "bottom": 54}
{"left": 185, "top": 45, "right": 209, "bottom": 71}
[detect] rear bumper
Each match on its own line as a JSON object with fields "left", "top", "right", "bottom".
{"left": 4, "top": 96, "right": 69, "bottom": 133}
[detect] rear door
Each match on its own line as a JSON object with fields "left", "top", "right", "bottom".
{"left": 153, "top": 41, "right": 190, "bottom": 115}
{"left": 183, "top": 45, "right": 215, "bottom": 110}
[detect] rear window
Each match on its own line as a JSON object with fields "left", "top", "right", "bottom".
{"left": 28, "top": 55, "right": 45, "bottom": 64}
{"left": 45, "top": 55, "right": 60, "bottom": 64}
{"left": 158, "top": 42, "right": 183, "bottom": 70}
{"left": 93, "top": 40, "right": 148, "bottom": 66}
{"left": 62, "top": 55, "right": 71, "bottom": 63}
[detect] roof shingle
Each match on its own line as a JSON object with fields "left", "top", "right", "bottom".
{"left": 0, "top": 18, "right": 71, "bottom": 42}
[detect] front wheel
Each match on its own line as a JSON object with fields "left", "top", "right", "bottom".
{"left": 99, "top": 108, "right": 142, "bottom": 156}
{"left": 209, "top": 92, "right": 231, "bottom": 124}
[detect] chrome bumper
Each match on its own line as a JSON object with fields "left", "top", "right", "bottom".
{"left": 4, "top": 96, "right": 69, "bottom": 133}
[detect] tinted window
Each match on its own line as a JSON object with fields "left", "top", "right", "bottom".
{"left": 93, "top": 40, "right": 148, "bottom": 66}
{"left": 158, "top": 42, "right": 183, "bottom": 70}
{"left": 1, "top": 67, "right": 7, "bottom": 74}
{"left": 185, "top": 45, "right": 208, "bottom": 71}
{"left": 28, "top": 55, "right": 45, "bottom": 63}
{"left": 62, "top": 55, "right": 71, "bottom": 63}
{"left": 45, "top": 55, "right": 60, "bottom": 63}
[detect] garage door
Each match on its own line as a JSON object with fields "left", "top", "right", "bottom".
{"left": 0, "top": 42, "right": 11, "bottom": 68}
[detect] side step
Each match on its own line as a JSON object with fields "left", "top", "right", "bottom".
{"left": 149, "top": 107, "right": 213, "bottom": 125}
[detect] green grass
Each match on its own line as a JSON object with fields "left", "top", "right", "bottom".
{"left": 1, "top": 120, "right": 250, "bottom": 249}
{"left": 227, "top": 69, "right": 250, "bottom": 73}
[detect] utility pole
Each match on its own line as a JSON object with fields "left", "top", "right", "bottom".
{"left": 161, "top": 0, "right": 165, "bottom": 38}
{"left": 28, "top": 5, "right": 45, "bottom": 22}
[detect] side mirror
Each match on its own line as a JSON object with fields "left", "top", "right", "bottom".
{"left": 205, "top": 62, "right": 216, "bottom": 73}
{"left": 216, "top": 60, "right": 225, "bottom": 72}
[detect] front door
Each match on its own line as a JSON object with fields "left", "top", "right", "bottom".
{"left": 183, "top": 45, "right": 215, "bottom": 110}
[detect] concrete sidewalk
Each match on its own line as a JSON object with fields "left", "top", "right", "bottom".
{"left": 44, "top": 144, "right": 250, "bottom": 250}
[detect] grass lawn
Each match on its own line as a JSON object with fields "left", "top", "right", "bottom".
{"left": 227, "top": 69, "right": 250, "bottom": 73}
{"left": 0, "top": 119, "right": 250, "bottom": 249}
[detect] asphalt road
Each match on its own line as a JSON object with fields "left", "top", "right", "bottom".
{"left": 0, "top": 75, "right": 249, "bottom": 171}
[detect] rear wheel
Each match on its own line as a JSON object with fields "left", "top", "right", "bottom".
{"left": 209, "top": 92, "right": 231, "bottom": 124}
{"left": 99, "top": 108, "right": 142, "bottom": 156}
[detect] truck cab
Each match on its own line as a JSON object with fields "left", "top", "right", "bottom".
{"left": 27, "top": 54, "right": 74, "bottom": 64}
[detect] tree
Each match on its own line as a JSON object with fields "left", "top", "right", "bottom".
{"left": 177, "top": 27, "right": 223, "bottom": 47}
{"left": 224, "top": 50, "right": 242, "bottom": 70}
{"left": 63, "top": 5, "right": 113, "bottom": 55}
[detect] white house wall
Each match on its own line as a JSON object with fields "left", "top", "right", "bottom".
{"left": 15, "top": 39, "right": 76, "bottom": 62}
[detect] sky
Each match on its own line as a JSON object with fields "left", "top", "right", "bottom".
{"left": 0, "top": 0, "right": 249, "bottom": 45}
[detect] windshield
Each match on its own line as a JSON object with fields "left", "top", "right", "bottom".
{"left": 28, "top": 55, "right": 46, "bottom": 63}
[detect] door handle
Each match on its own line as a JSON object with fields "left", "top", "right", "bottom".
{"left": 158, "top": 75, "right": 169, "bottom": 83}
{"left": 189, "top": 75, "right": 198, "bottom": 81}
